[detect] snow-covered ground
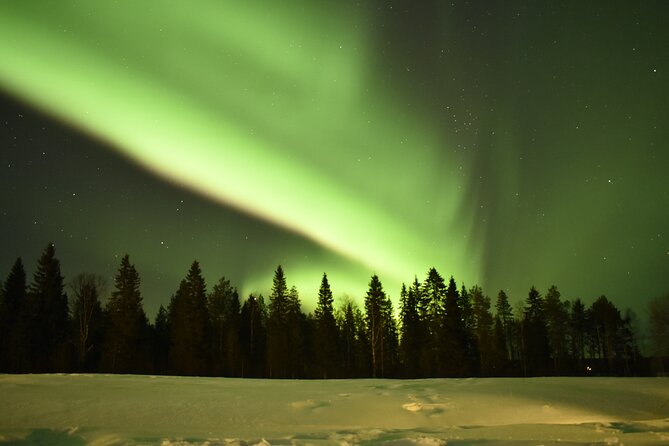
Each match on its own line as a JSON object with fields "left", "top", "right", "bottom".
{"left": 0, "top": 375, "right": 668, "bottom": 445}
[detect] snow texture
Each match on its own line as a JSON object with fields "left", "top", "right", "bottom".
{"left": 1, "top": 374, "right": 668, "bottom": 445}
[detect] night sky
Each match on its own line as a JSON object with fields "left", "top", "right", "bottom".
{"left": 1, "top": 1, "right": 668, "bottom": 319}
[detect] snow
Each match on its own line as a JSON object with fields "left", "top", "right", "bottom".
{"left": 0, "top": 375, "right": 668, "bottom": 445}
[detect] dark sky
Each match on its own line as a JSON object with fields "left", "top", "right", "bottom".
{"left": 1, "top": 1, "right": 668, "bottom": 319}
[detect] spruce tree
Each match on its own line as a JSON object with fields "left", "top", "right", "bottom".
{"left": 619, "top": 308, "right": 640, "bottom": 375}
{"left": 590, "top": 295, "right": 622, "bottom": 374}
{"left": 491, "top": 315, "right": 508, "bottom": 374}
{"left": 169, "top": 261, "right": 210, "bottom": 376}
{"left": 648, "top": 294, "right": 669, "bottom": 373}
{"left": 314, "top": 273, "right": 339, "bottom": 378}
{"left": 28, "top": 243, "right": 69, "bottom": 372}
{"left": 569, "top": 298, "right": 587, "bottom": 373}
{"left": 208, "top": 276, "right": 240, "bottom": 376}
{"left": 267, "top": 265, "right": 290, "bottom": 377}
{"left": 443, "top": 276, "right": 468, "bottom": 376}
{"left": 495, "top": 290, "right": 515, "bottom": 362}
{"left": 239, "top": 293, "right": 266, "bottom": 377}
{"left": 421, "top": 268, "right": 446, "bottom": 376}
{"left": 104, "top": 254, "right": 147, "bottom": 373}
{"left": 422, "top": 268, "right": 446, "bottom": 334}
{"left": 522, "top": 286, "right": 550, "bottom": 376}
{"left": 470, "top": 285, "right": 493, "bottom": 376}
{"left": 459, "top": 284, "right": 474, "bottom": 337}
{"left": 338, "top": 298, "right": 364, "bottom": 377}
{"left": 364, "top": 274, "right": 387, "bottom": 378}
{"left": 0, "top": 258, "right": 28, "bottom": 372}
{"left": 286, "top": 285, "right": 305, "bottom": 378}
{"left": 381, "top": 294, "right": 399, "bottom": 377}
{"left": 153, "top": 304, "right": 170, "bottom": 375}
{"left": 543, "top": 285, "right": 568, "bottom": 374}
{"left": 399, "top": 282, "right": 421, "bottom": 377}
{"left": 460, "top": 284, "right": 479, "bottom": 374}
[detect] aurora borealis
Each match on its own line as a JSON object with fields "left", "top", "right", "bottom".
{"left": 1, "top": 1, "right": 668, "bottom": 317}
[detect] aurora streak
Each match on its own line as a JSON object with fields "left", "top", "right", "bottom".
{"left": 1, "top": 1, "right": 667, "bottom": 315}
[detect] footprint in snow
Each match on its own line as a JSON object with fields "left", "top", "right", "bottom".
{"left": 290, "top": 399, "right": 329, "bottom": 410}
{"left": 402, "top": 402, "right": 448, "bottom": 414}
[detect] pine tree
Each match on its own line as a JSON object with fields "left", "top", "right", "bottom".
{"left": 338, "top": 298, "right": 365, "bottom": 377}
{"left": 421, "top": 268, "right": 446, "bottom": 376}
{"left": 267, "top": 265, "right": 292, "bottom": 378}
{"left": 153, "top": 304, "right": 170, "bottom": 374}
{"left": 169, "top": 261, "right": 210, "bottom": 376}
{"left": 239, "top": 293, "right": 266, "bottom": 377}
{"left": 28, "top": 243, "right": 70, "bottom": 372}
{"left": 619, "top": 308, "right": 640, "bottom": 375}
{"left": 364, "top": 274, "right": 389, "bottom": 378}
{"left": 569, "top": 298, "right": 587, "bottom": 373}
{"left": 103, "top": 254, "right": 147, "bottom": 373}
{"left": 495, "top": 290, "right": 515, "bottom": 363}
{"left": 460, "top": 284, "right": 479, "bottom": 374}
{"left": 69, "top": 273, "right": 104, "bottom": 371}
{"left": 470, "top": 285, "right": 493, "bottom": 376}
{"left": 314, "top": 273, "right": 339, "bottom": 378}
{"left": 543, "top": 285, "right": 569, "bottom": 374}
{"left": 648, "top": 294, "right": 669, "bottom": 374}
{"left": 381, "top": 294, "right": 399, "bottom": 377}
{"left": 208, "top": 276, "right": 240, "bottom": 376}
{"left": 459, "top": 284, "right": 474, "bottom": 337}
{"left": 399, "top": 281, "right": 421, "bottom": 377}
{"left": 522, "top": 286, "right": 549, "bottom": 376}
{"left": 590, "top": 295, "right": 622, "bottom": 374}
{"left": 443, "top": 276, "right": 468, "bottom": 376}
{"left": 491, "top": 315, "right": 508, "bottom": 375}
{"left": 286, "top": 285, "right": 305, "bottom": 378}
{"left": 0, "top": 258, "right": 28, "bottom": 372}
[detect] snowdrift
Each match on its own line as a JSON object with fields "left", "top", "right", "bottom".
{"left": 1, "top": 374, "right": 668, "bottom": 445}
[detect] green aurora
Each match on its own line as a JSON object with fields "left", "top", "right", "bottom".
{"left": 1, "top": 1, "right": 668, "bottom": 317}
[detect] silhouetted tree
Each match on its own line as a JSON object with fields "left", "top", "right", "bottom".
{"left": 286, "top": 285, "right": 305, "bottom": 377}
{"left": 470, "top": 285, "right": 493, "bottom": 376}
{"left": 0, "top": 258, "right": 29, "bottom": 372}
{"left": 569, "top": 298, "right": 587, "bottom": 373}
{"left": 544, "top": 285, "right": 569, "bottom": 374}
{"left": 399, "top": 280, "right": 421, "bottom": 377}
{"left": 619, "top": 308, "right": 640, "bottom": 375}
{"left": 27, "top": 243, "right": 70, "bottom": 372}
{"left": 267, "top": 265, "right": 301, "bottom": 378}
{"left": 443, "top": 276, "right": 469, "bottom": 376}
{"left": 169, "top": 261, "right": 210, "bottom": 376}
{"left": 239, "top": 293, "right": 266, "bottom": 377}
{"left": 590, "top": 295, "right": 621, "bottom": 374}
{"left": 382, "top": 295, "right": 399, "bottom": 377}
{"left": 491, "top": 315, "right": 508, "bottom": 374}
{"left": 337, "top": 297, "right": 367, "bottom": 377}
{"left": 459, "top": 284, "right": 475, "bottom": 339}
{"left": 153, "top": 304, "right": 170, "bottom": 374}
{"left": 208, "top": 276, "right": 240, "bottom": 376}
{"left": 495, "top": 290, "right": 515, "bottom": 364}
{"left": 648, "top": 294, "right": 669, "bottom": 373}
{"left": 522, "top": 286, "right": 549, "bottom": 376}
{"left": 69, "top": 273, "right": 105, "bottom": 371}
{"left": 314, "top": 273, "right": 339, "bottom": 378}
{"left": 421, "top": 268, "right": 446, "bottom": 376}
{"left": 364, "top": 274, "right": 395, "bottom": 378}
{"left": 103, "top": 254, "right": 148, "bottom": 373}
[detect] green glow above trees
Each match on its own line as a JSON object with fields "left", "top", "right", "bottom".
{"left": 0, "top": 1, "right": 478, "bottom": 301}
{"left": 1, "top": 2, "right": 667, "bottom": 315}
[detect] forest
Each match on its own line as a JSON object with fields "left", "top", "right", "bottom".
{"left": 1, "top": 243, "right": 667, "bottom": 378}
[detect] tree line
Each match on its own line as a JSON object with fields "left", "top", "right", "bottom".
{"left": 0, "top": 243, "right": 666, "bottom": 378}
